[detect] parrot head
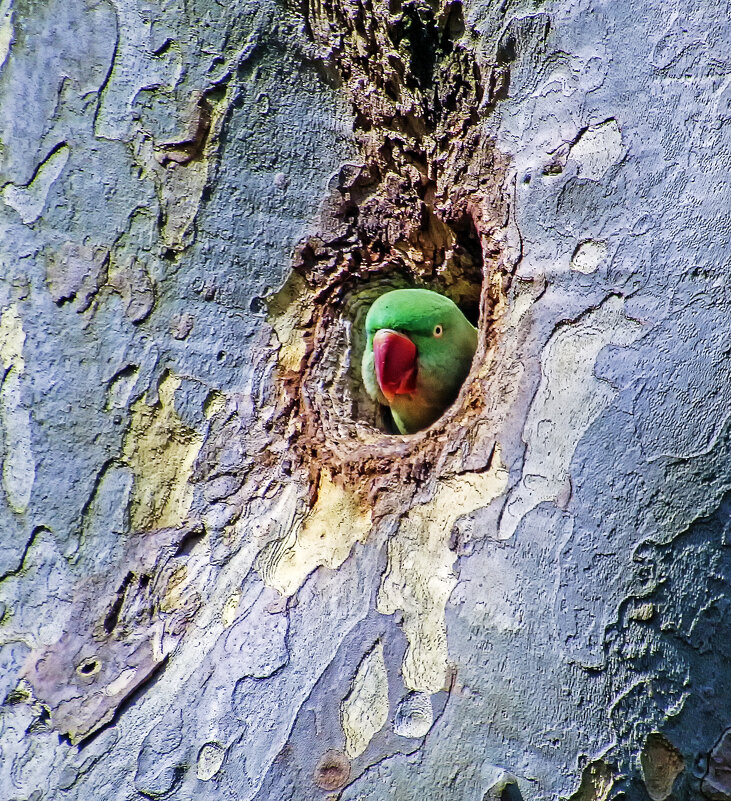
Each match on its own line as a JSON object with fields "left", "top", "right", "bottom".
{"left": 361, "top": 288, "right": 478, "bottom": 434}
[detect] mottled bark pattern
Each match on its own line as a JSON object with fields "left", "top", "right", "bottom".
{"left": 0, "top": 0, "right": 729, "bottom": 800}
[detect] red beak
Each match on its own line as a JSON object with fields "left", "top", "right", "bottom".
{"left": 373, "top": 329, "right": 417, "bottom": 400}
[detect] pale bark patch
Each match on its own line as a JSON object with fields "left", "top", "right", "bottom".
{"left": 0, "top": 0, "right": 12, "bottom": 72}
{"left": 569, "top": 119, "right": 624, "bottom": 180}
{"left": 499, "top": 296, "right": 644, "bottom": 539}
{"left": 255, "top": 469, "right": 371, "bottom": 597}
{"left": 393, "top": 691, "right": 433, "bottom": 738}
{"left": 196, "top": 742, "right": 225, "bottom": 781}
{"left": 0, "top": 303, "right": 33, "bottom": 513}
{"left": 341, "top": 641, "right": 389, "bottom": 758}
{"left": 571, "top": 240, "right": 608, "bottom": 274}
{"left": 378, "top": 454, "right": 508, "bottom": 693}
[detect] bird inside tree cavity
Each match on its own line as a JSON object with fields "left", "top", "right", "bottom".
{"left": 361, "top": 288, "right": 478, "bottom": 434}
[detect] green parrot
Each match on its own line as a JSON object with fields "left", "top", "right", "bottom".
{"left": 361, "top": 288, "right": 478, "bottom": 434}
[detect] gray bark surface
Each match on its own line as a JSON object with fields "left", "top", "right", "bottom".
{"left": 0, "top": 0, "right": 729, "bottom": 800}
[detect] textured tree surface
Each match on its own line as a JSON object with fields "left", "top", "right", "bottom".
{"left": 0, "top": 0, "right": 729, "bottom": 799}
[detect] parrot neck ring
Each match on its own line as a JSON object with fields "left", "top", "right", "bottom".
{"left": 373, "top": 329, "right": 417, "bottom": 402}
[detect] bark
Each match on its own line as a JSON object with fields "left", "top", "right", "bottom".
{"left": 0, "top": 0, "right": 729, "bottom": 800}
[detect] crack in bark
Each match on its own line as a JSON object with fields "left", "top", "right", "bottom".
{"left": 0, "top": 524, "right": 43, "bottom": 584}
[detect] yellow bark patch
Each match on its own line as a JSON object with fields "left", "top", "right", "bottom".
{"left": 122, "top": 373, "right": 203, "bottom": 531}
{"left": 378, "top": 453, "right": 509, "bottom": 693}
{"left": 341, "top": 641, "right": 389, "bottom": 758}
{"left": 268, "top": 273, "right": 311, "bottom": 373}
{"left": 204, "top": 390, "right": 226, "bottom": 419}
{"left": 160, "top": 565, "right": 188, "bottom": 613}
{"left": 640, "top": 734, "right": 684, "bottom": 801}
{"left": 131, "top": 85, "right": 235, "bottom": 252}
{"left": 0, "top": 303, "right": 34, "bottom": 514}
{"left": 566, "top": 760, "right": 615, "bottom": 801}
{"left": 256, "top": 469, "right": 371, "bottom": 597}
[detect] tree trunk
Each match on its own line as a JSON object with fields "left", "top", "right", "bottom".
{"left": 0, "top": 0, "right": 728, "bottom": 799}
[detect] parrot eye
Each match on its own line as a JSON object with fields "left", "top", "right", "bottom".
{"left": 433, "top": 324, "right": 443, "bottom": 338}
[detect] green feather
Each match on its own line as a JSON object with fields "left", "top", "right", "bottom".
{"left": 362, "top": 289, "right": 477, "bottom": 433}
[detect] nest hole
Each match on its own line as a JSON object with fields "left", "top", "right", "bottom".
{"left": 314, "top": 210, "right": 487, "bottom": 439}
{"left": 263, "top": 0, "right": 514, "bottom": 483}
{"left": 272, "top": 203, "right": 508, "bottom": 483}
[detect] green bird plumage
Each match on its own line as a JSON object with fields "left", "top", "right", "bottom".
{"left": 362, "top": 288, "right": 478, "bottom": 434}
